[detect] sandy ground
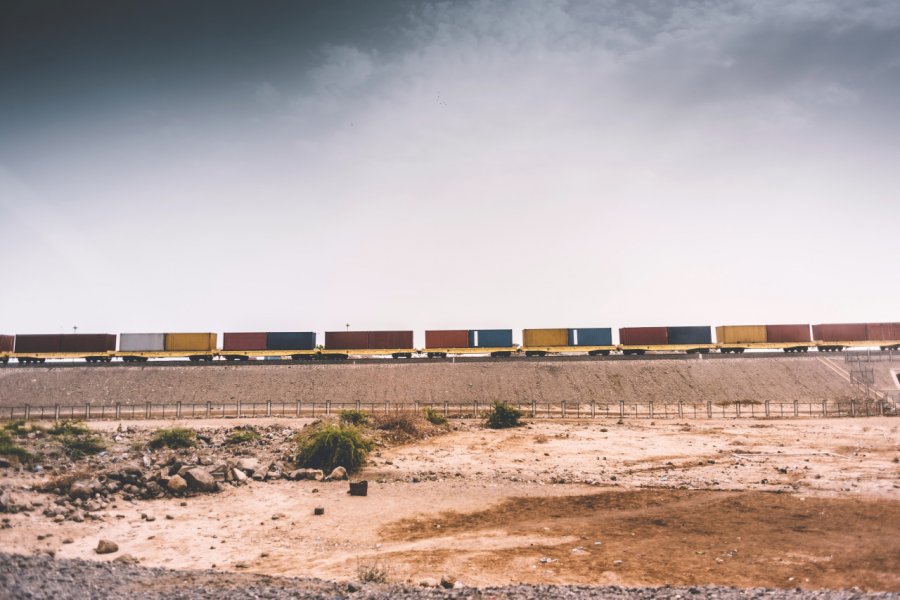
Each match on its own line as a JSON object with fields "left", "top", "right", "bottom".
{"left": 2, "top": 417, "right": 899, "bottom": 591}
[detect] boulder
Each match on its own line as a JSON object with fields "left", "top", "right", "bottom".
{"left": 183, "top": 469, "right": 217, "bottom": 493}
{"left": 166, "top": 475, "right": 188, "bottom": 494}
{"left": 231, "top": 468, "right": 248, "bottom": 483}
{"left": 106, "top": 463, "right": 143, "bottom": 482}
{"left": 289, "top": 469, "right": 324, "bottom": 481}
{"left": 113, "top": 554, "right": 140, "bottom": 565}
{"left": 68, "top": 480, "right": 96, "bottom": 500}
{"left": 95, "top": 539, "right": 118, "bottom": 554}
{"left": 234, "top": 458, "right": 260, "bottom": 475}
{"left": 326, "top": 466, "right": 348, "bottom": 481}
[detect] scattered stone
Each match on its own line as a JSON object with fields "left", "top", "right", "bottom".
{"left": 183, "top": 469, "right": 217, "bottom": 493}
{"left": 327, "top": 466, "right": 348, "bottom": 481}
{"left": 234, "top": 458, "right": 260, "bottom": 476}
{"left": 68, "top": 481, "right": 95, "bottom": 500}
{"left": 62, "top": 538, "right": 73, "bottom": 544}
{"left": 348, "top": 481, "right": 368, "bottom": 496}
{"left": 95, "top": 540, "right": 118, "bottom": 554}
{"left": 166, "top": 475, "right": 188, "bottom": 494}
{"left": 271, "top": 513, "right": 286, "bottom": 520}
{"left": 419, "top": 577, "right": 439, "bottom": 587}
{"left": 313, "top": 507, "right": 325, "bottom": 516}
{"left": 440, "top": 575, "right": 456, "bottom": 589}
{"left": 113, "top": 554, "right": 139, "bottom": 565}
{"left": 289, "top": 469, "right": 324, "bottom": 481}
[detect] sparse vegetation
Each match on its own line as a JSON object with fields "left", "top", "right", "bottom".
{"left": 295, "top": 424, "right": 373, "bottom": 473}
{"left": 423, "top": 406, "right": 447, "bottom": 426}
{"left": 49, "top": 419, "right": 91, "bottom": 437}
{"left": 339, "top": 409, "right": 370, "bottom": 426}
{"left": 148, "top": 427, "right": 197, "bottom": 450}
{"left": 2, "top": 420, "right": 45, "bottom": 437}
{"left": 356, "top": 556, "right": 389, "bottom": 583}
{"left": 0, "top": 430, "right": 33, "bottom": 462}
{"left": 59, "top": 433, "right": 106, "bottom": 459}
{"left": 374, "top": 412, "right": 420, "bottom": 436}
{"left": 225, "top": 427, "right": 261, "bottom": 445}
{"left": 485, "top": 401, "right": 524, "bottom": 429}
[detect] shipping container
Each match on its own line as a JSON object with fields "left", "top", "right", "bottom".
{"left": 223, "top": 332, "right": 268, "bottom": 351}
{"left": 267, "top": 332, "right": 316, "bottom": 351}
{"left": 765, "top": 324, "right": 811, "bottom": 344}
{"left": 14, "top": 334, "right": 63, "bottom": 353}
{"left": 523, "top": 328, "right": 568, "bottom": 347}
{"left": 165, "top": 333, "right": 217, "bottom": 352}
{"left": 425, "top": 330, "right": 469, "bottom": 348}
{"left": 618, "top": 327, "right": 668, "bottom": 346}
{"left": 567, "top": 328, "right": 613, "bottom": 346}
{"left": 119, "top": 333, "right": 166, "bottom": 352}
{"left": 715, "top": 325, "right": 767, "bottom": 344}
{"left": 667, "top": 326, "right": 712, "bottom": 345}
{"left": 0, "top": 335, "right": 14, "bottom": 352}
{"left": 812, "top": 323, "right": 867, "bottom": 342}
{"left": 59, "top": 334, "right": 116, "bottom": 353}
{"left": 865, "top": 323, "right": 900, "bottom": 342}
{"left": 468, "top": 329, "right": 514, "bottom": 348}
{"left": 367, "top": 331, "right": 414, "bottom": 349}
{"left": 324, "top": 331, "right": 369, "bottom": 350}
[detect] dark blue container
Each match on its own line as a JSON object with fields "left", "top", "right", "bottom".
{"left": 568, "top": 328, "right": 613, "bottom": 346}
{"left": 666, "top": 326, "right": 712, "bottom": 345}
{"left": 267, "top": 332, "right": 316, "bottom": 351}
{"left": 468, "top": 329, "right": 513, "bottom": 348}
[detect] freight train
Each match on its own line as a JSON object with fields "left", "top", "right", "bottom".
{"left": 1, "top": 322, "right": 898, "bottom": 364}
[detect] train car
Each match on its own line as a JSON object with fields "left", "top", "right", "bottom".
{"left": 864, "top": 323, "right": 900, "bottom": 350}
{"left": 220, "top": 331, "right": 317, "bottom": 360}
{"left": 812, "top": 323, "right": 868, "bottom": 352}
{"left": 423, "top": 328, "right": 517, "bottom": 357}
{"left": 118, "top": 332, "right": 216, "bottom": 362}
{"left": 521, "top": 327, "right": 615, "bottom": 356}
{"left": 14, "top": 333, "right": 116, "bottom": 364}
{"left": 619, "top": 326, "right": 714, "bottom": 355}
{"left": 717, "top": 324, "right": 811, "bottom": 353}
{"left": 0, "top": 335, "right": 14, "bottom": 364}
{"left": 323, "top": 330, "right": 414, "bottom": 358}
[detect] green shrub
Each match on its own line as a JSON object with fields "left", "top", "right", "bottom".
{"left": 225, "top": 428, "right": 260, "bottom": 445}
{"left": 423, "top": 407, "right": 447, "bottom": 426}
{"left": 59, "top": 434, "right": 106, "bottom": 459}
{"left": 295, "top": 424, "right": 373, "bottom": 473}
{"left": 485, "top": 401, "right": 524, "bottom": 429}
{"left": 3, "top": 420, "right": 45, "bottom": 437}
{"left": 49, "top": 419, "right": 91, "bottom": 437}
{"left": 148, "top": 427, "right": 196, "bottom": 450}
{"left": 339, "top": 409, "right": 369, "bottom": 426}
{"left": 0, "top": 430, "right": 33, "bottom": 462}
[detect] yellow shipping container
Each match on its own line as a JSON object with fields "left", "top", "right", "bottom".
{"left": 523, "top": 328, "right": 569, "bottom": 347}
{"left": 715, "top": 325, "right": 767, "bottom": 344}
{"left": 165, "top": 333, "right": 218, "bottom": 352}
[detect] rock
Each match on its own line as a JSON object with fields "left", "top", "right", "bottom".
{"left": 231, "top": 468, "right": 248, "bottom": 483}
{"left": 327, "top": 466, "right": 348, "bottom": 481}
{"left": 271, "top": 513, "right": 286, "bottom": 520}
{"left": 166, "top": 475, "right": 188, "bottom": 494}
{"left": 0, "top": 490, "right": 25, "bottom": 514}
{"left": 183, "top": 469, "right": 218, "bottom": 493}
{"left": 106, "top": 463, "right": 143, "bottom": 482}
{"left": 53, "top": 515, "right": 65, "bottom": 523}
{"left": 440, "top": 575, "right": 456, "bottom": 589}
{"left": 313, "top": 507, "right": 324, "bottom": 516}
{"left": 95, "top": 539, "right": 118, "bottom": 554}
{"left": 235, "top": 458, "right": 260, "bottom": 475}
{"left": 84, "top": 501, "right": 101, "bottom": 512}
{"left": 113, "top": 554, "right": 139, "bottom": 565}
{"left": 68, "top": 481, "right": 95, "bottom": 500}
{"left": 419, "top": 578, "right": 439, "bottom": 587}
{"left": 70, "top": 510, "right": 85, "bottom": 523}
{"left": 144, "top": 481, "right": 162, "bottom": 497}
{"left": 62, "top": 538, "right": 74, "bottom": 544}
{"left": 289, "top": 469, "right": 324, "bottom": 481}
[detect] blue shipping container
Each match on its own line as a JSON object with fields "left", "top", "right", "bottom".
{"left": 468, "top": 329, "right": 513, "bottom": 348}
{"left": 567, "top": 328, "right": 613, "bottom": 346}
{"left": 267, "top": 332, "right": 316, "bottom": 350}
{"left": 666, "top": 326, "right": 712, "bottom": 345}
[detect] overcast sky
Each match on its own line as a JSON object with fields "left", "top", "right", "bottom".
{"left": 1, "top": 0, "right": 898, "bottom": 345}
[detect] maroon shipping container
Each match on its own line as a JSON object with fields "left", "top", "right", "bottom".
{"left": 425, "top": 330, "right": 470, "bottom": 348}
{"left": 223, "top": 332, "right": 268, "bottom": 351}
{"left": 619, "top": 327, "right": 668, "bottom": 345}
{"left": 765, "top": 324, "right": 811, "bottom": 344}
{"left": 0, "top": 335, "right": 13, "bottom": 352}
{"left": 367, "top": 331, "right": 414, "bottom": 349}
{"left": 14, "top": 334, "right": 63, "bottom": 353}
{"left": 865, "top": 323, "right": 900, "bottom": 341}
{"left": 324, "top": 331, "right": 370, "bottom": 350}
{"left": 59, "top": 334, "right": 116, "bottom": 353}
{"left": 812, "top": 323, "right": 868, "bottom": 342}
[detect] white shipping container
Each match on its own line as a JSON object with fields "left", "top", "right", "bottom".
{"left": 119, "top": 333, "right": 166, "bottom": 352}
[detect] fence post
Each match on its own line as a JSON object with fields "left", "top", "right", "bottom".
{"left": 619, "top": 401, "right": 625, "bottom": 419}
{"left": 384, "top": 400, "right": 388, "bottom": 415}
{"left": 474, "top": 400, "right": 479, "bottom": 418}
{"left": 85, "top": 403, "right": 91, "bottom": 420}
{"left": 115, "top": 403, "right": 121, "bottom": 419}
{"left": 591, "top": 401, "right": 596, "bottom": 418}
{"left": 706, "top": 401, "right": 712, "bottom": 418}
{"left": 822, "top": 401, "right": 827, "bottom": 417}
{"left": 238, "top": 401, "right": 242, "bottom": 417}
{"left": 765, "top": 401, "right": 770, "bottom": 417}
{"left": 677, "top": 401, "right": 683, "bottom": 418}
{"left": 561, "top": 400, "right": 566, "bottom": 418}
{"left": 296, "top": 401, "right": 301, "bottom": 417}
{"left": 648, "top": 401, "right": 654, "bottom": 419}
{"left": 443, "top": 401, "right": 449, "bottom": 416}
{"left": 531, "top": 400, "right": 536, "bottom": 418}
{"left": 356, "top": 400, "right": 361, "bottom": 411}
{"left": 326, "top": 401, "right": 331, "bottom": 416}
{"left": 736, "top": 401, "right": 741, "bottom": 418}
{"left": 54, "top": 404, "right": 60, "bottom": 420}
{"left": 414, "top": 401, "right": 419, "bottom": 414}
{"left": 176, "top": 402, "right": 182, "bottom": 419}
{"left": 793, "top": 400, "right": 799, "bottom": 417}
{"left": 266, "top": 401, "right": 272, "bottom": 417}
{"left": 206, "top": 402, "right": 211, "bottom": 418}
{"left": 145, "top": 402, "right": 151, "bottom": 419}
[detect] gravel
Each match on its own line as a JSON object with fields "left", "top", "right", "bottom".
{"left": 2, "top": 553, "right": 896, "bottom": 600}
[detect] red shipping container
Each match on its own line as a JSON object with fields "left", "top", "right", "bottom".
{"left": 425, "top": 330, "right": 470, "bottom": 348}
{"left": 367, "top": 331, "right": 414, "bottom": 349}
{"left": 765, "top": 324, "right": 811, "bottom": 343}
{"left": 324, "top": 331, "right": 369, "bottom": 350}
{"left": 619, "top": 327, "right": 668, "bottom": 345}
{"left": 865, "top": 323, "right": 900, "bottom": 341}
{"left": 0, "top": 335, "right": 13, "bottom": 352}
{"left": 223, "top": 332, "right": 268, "bottom": 351}
{"left": 812, "top": 323, "right": 867, "bottom": 342}
{"left": 60, "top": 334, "right": 116, "bottom": 353}
{"left": 14, "top": 334, "right": 63, "bottom": 353}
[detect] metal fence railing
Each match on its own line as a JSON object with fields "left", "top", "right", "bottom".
{"left": 1, "top": 398, "right": 896, "bottom": 421}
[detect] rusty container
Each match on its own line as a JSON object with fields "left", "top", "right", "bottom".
{"left": 13, "top": 334, "right": 63, "bottom": 353}
{"left": 765, "top": 324, "right": 811, "bottom": 343}
{"left": 348, "top": 481, "right": 368, "bottom": 496}
{"left": 367, "top": 331, "right": 414, "bottom": 349}
{"left": 165, "top": 333, "right": 217, "bottom": 351}
{"left": 618, "top": 327, "right": 668, "bottom": 345}
{"left": 324, "top": 331, "right": 369, "bottom": 350}
{"left": 0, "top": 335, "right": 15, "bottom": 352}
{"left": 60, "top": 334, "right": 116, "bottom": 352}
{"left": 425, "top": 330, "right": 470, "bottom": 349}
{"left": 716, "top": 325, "right": 767, "bottom": 344}
{"left": 223, "top": 332, "right": 268, "bottom": 351}
{"left": 522, "top": 328, "right": 569, "bottom": 347}
{"left": 812, "top": 323, "right": 867, "bottom": 342}
{"left": 865, "top": 323, "right": 900, "bottom": 341}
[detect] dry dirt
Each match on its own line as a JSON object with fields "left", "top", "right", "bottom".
{"left": 2, "top": 417, "right": 899, "bottom": 591}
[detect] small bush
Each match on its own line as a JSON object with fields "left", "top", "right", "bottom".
{"left": 485, "top": 401, "right": 524, "bottom": 429}
{"left": 148, "top": 427, "right": 196, "bottom": 450}
{"left": 49, "top": 419, "right": 91, "bottom": 437}
{"left": 3, "top": 420, "right": 45, "bottom": 437}
{"left": 339, "top": 409, "right": 369, "bottom": 426}
{"left": 423, "top": 407, "right": 447, "bottom": 426}
{"left": 0, "top": 430, "right": 33, "bottom": 462}
{"left": 356, "top": 556, "right": 389, "bottom": 583}
{"left": 225, "top": 428, "right": 260, "bottom": 445}
{"left": 59, "top": 434, "right": 106, "bottom": 459}
{"left": 295, "top": 424, "right": 373, "bottom": 474}
{"left": 374, "top": 412, "right": 420, "bottom": 436}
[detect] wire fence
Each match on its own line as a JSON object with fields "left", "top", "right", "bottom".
{"left": 1, "top": 398, "right": 896, "bottom": 422}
